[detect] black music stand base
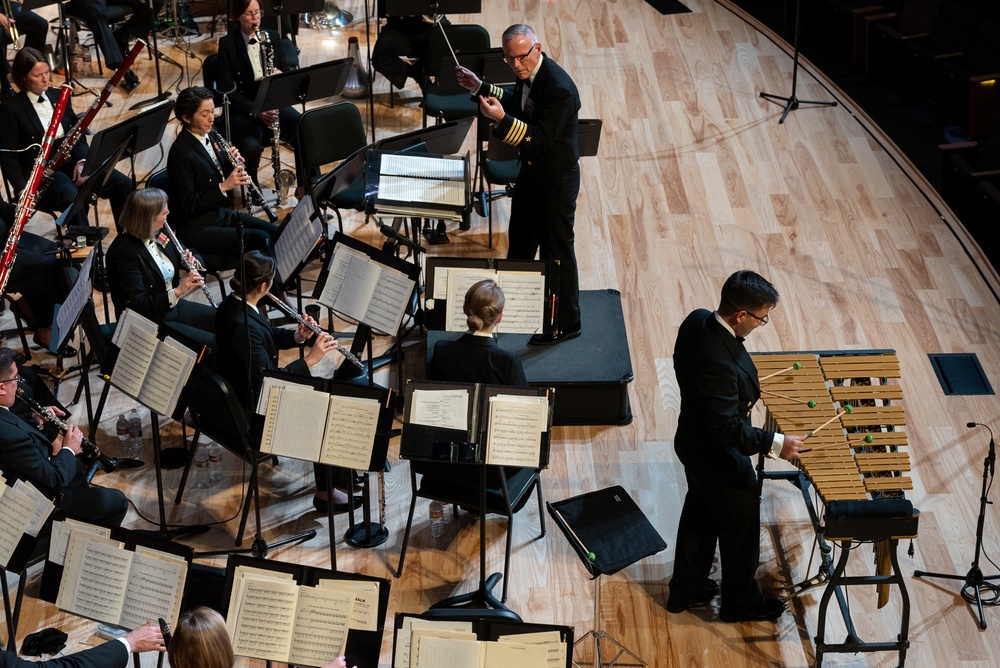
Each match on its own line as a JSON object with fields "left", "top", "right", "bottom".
{"left": 573, "top": 575, "right": 645, "bottom": 668}
{"left": 345, "top": 523, "right": 389, "bottom": 547}
{"left": 759, "top": 92, "right": 837, "bottom": 125}
{"left": 428, "top": 572, "right": 512, "bottom": 615}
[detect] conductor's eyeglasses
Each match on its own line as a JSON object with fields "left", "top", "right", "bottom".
{"left": 744, "top": 310, "right": 769, "bottom": 326}
{"left": 503, "top": 43, "right": 537, "bottom": 65}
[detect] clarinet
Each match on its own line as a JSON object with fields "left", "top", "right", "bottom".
{"left": 261, "top": 293, "right": 366, "bottom": 370}
{"left": 208, "top": 129, "right": 279, "bottom": 224}
{"left": 256, "top": 27, "right": 295, "bottom": 206}
{"left": 0, "top": 86, "right": 72, "bottom": 296}
{"left": 15, "top": 389, "right": 117, "bottom": 475}
{"left": 161, "top": 221, "right": 218, "bottom": 307}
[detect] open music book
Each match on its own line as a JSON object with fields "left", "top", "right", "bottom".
{"left": 0, "top": 473, "right": 54, "bottom": 568}
{"left": 110, "top": 309, "right": 201, "bottom": 416}
{"left": 393, "top": 618, "right": 564, "bottom": 668}
{"left": 55, "top": 530, "right": 187, "bottom": 630}
{"left": 259, "top": 381, "right": 381, "bottom": 470}
{"left": 317, "top": 243, "right": 415, "bottom": 335}
{"left": 438, "top": 266, "right": 545, "bottom": 334}
{"left": 226, "top": 565, "right": 379, "bottom": 667}
{"left": 374, "top": 153, "right": 468, "bottom": 222}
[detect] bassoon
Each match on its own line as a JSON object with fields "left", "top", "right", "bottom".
{"left": 0, "top": 85, "right": 73, "bottom": 296}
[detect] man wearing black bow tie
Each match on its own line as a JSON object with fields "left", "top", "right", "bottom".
{"left": 667, "top": 270, "right": 804, "bottom": 623}
{"left": 456, "top": 24, "right": 582, "bottom": 345}
{"left": 216, "top": 0, "right": 301, "bottom": 194}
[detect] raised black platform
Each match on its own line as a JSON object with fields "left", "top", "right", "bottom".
{"left": 427, "top": 289, "right": 633, "bottom": 426}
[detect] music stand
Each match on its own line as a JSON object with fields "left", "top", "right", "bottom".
{"left": 81, "top": 101, "right": 174, "bottom": 185}
{"left": 251, "top": 57, "right": 353, "bottom": 116}
{"left": 257, "top": 0, "right": 324, "bottom": 35}
{"left": 547, "top": 486, "right": 666, "bottom": 668}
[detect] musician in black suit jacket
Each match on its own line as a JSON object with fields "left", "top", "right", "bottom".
{"left": 0, "top": 199, "right": 70, "bottom": 351}
{"left": 0, "top": 348, "right": 129, "bottom": 526}
{"left": 105, "top": 188, "right": 216, "bottom": 351}
{"left": 166, "top": 86, "right": 278, "bottom": 261}
{"left": 216, "top": 0, "right": 302, "bottom": 191}
{"left": 0, "top": 48, "right": 132, "bottom": 230}
{"left": 428, "top": 279, "right": 528, "bottom": 388}
{"left": 64, "top": 0, "right": 160, "bottom": 90}
{"left": 457, "top": 24, "right": 582, "bottom": 345}
{"left": 215, "top": 251, "right": 358, "bottom": 512}
{"left": 667, "top": 271, "right": 803, "bottom": 623}
{"left": 0, "top": 621, "right": 164, "bottom": 667}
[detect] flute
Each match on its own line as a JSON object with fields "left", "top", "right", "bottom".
{"left": 208, "top": 129, "right": 279, "bottom": 224}
{"left": 261, "top": 293, "right": 365, "bottom": 370}
{"left": 15, "top": 388, "right": 116, "bottom": 474}
{"left": 161, "top": 220, "right": 218, "bottom": 307}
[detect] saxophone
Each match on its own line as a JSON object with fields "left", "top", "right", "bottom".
{"left": 257, "top": 27, "right": 295, "bottom": 206}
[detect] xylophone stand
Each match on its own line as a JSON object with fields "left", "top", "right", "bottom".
{"left": 914, "top": 429, "right": 1000, "bottom": 630}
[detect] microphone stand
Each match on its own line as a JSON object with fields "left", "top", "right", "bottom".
{"left": 758, "top": 0, "right": 837, "bottom": 123}
{"left": 914, "top": 423, "right": 1000, "bottom": 629}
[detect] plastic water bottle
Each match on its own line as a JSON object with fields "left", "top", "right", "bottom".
{"left": 115, "top": 414, "right": 129, "bottom": 457}
{"left": 441, "top": 502, "right": 453, "bottom": 525}
{"left": 429, "top": 500, "right": 444, "bottom": 538}
{"left": 207, "top": 443, "right": 223, "bottom": 482}
{"left": 127, "top": 408, "right": 142, "bottom": 458}
{"left": 193, "top": 447, "right": 210, "bottom": 488}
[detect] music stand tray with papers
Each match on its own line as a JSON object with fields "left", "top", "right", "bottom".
{"left": 547, "top": 486, "right": 666, "bottom": 668}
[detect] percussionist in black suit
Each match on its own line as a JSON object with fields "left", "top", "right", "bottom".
{"left": 667, "top": 270, "right": 803, "bottom": 623}
{"left": 456, "top": 23, "right": 582, "bottom": 345}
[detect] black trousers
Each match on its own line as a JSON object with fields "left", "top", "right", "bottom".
{"left": 7, "top": 232, "right": 67, "bottom": 328}
{"left": 215, "top": 108, "right": 302, "bottom": 193}
{"left": 175, "top": 209, "right": 279, "bottom": 260}
{"left": 507, "top": 163, "right": 581, "bottom": 330}
{"left": 65, "top": 0, "right": 158, "bottom": 68}
{"left": 39, "top": 168, "right": 132, "bottom": 231}
{"left": 62, "top": 466, "right": 130, "bottom": 526}
{"left": 163, "top": 300, "right": 217, "bottom": 352}
{"left": 670, "top": 464, "right": 766, "bottom": 613}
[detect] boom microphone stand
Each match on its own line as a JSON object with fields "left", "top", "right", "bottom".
{"left": 914, "top": 422, "right": 1000, "bottom": 629}
{"left": 758, "top": 0, "right": 837, "bottom": 124}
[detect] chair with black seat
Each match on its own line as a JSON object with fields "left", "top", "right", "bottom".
{"left": 395, "top": 461, "right": 546, "bottom": 603}
{"left": 297, "top": 102, "right": 367, "bottom": 236}
{"left": 421, "top": 24, "right": 491, "bottom": 128}
{"left": 475, "top": 115, "right": 520, "bottom": 250}
{"left": 174, "top": 367, "right": 274, "bottom": 545}
{"left": 146, "top": 168, "right": 233, "bottom": 299}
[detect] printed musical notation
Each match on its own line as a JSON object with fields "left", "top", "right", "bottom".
{"left": 318, "top": 245, "right": 414, "bottom": 335}
{"left": 409, "top": 389, "right": 470, "bottom": 432}
{"left": 440, "top": 267, "right": 545, "bottom": 334}
{"left": 485, "top": 395, "right": 549, "bottom": 467}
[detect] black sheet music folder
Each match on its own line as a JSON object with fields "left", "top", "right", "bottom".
{"left": 547, "top": 486, "right": 666, "bottom": 578}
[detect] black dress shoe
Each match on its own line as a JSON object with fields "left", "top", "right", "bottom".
{"left": 312, "top": 494, "right": 362, "bottom": 513}
{"left": 120, "top": 70, "right": 140, "bottom": 92}
{"left": 528, "top": 322, "right": 582, "bottom": 346}
{"left": 719, "top": 598, "right": 786, "bottom": 623}
{"left": 666, "top": 579, "right": 720, "bottom": 613}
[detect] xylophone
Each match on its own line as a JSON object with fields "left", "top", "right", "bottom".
{"left": 754, "top": 351, "right": 919, "bottom": 667}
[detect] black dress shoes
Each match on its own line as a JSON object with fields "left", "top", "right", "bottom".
{"left": 666, "top": 579, "right": 720, "bottom": 613}
{"left": 528, "top": 322, "right": 582, "bottom": 346}
{"left": 312, "top": 494, "right": 362, "bottom": 513}
{"left": 719, "top": 598, "right": 786, "bottom": 623}
{"left": 120, "top": 70, "right": 141, "bottom": 92}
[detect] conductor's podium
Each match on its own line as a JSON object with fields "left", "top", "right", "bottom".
{"left": 754, "top": 351, "right": 919, "bottom": 667}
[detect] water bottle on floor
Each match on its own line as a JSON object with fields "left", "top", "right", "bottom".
{"left": 116, "top": 414, "right": 129, "bottom": 457}
{"left": 127, "top": 408, "right": 142, "bottom": 459}
{"left": 208, "top": 443, "right": 223, "bottom": 482}
{"left": 194, "top": 447, "right": 210, "bottom": 488}
{"left": 429, "top": 500, "right": 444, "bottom": 538}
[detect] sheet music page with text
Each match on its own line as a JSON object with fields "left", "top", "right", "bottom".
{"left": 485, "top": 394, "right": 548, "bottom": 467}
{"left": 260, "top": 385, "right": 327, "bottom": 463}
{"left": 13, "top": 479, "right": 54, "bottom": 537}
{"left": 496, "top": 271, "right": 546, "bottom": 334}
{"left": 139, "top": 336, "right": 197, "bottom": 415}
{"left": 393, "top": 618, "right": 473, "bottom": 668}
{"left": 363, "top": 264, "right": 414, "bottom": 335}
{"left": 444, "top": 268, "right": 497, "bottom": 332}
{"left": 317, "top": 580, "right": 379, "bottom": 631}
{"left": 230, "top": 576, "right": 299, "bottom": 662}
{"left": 110, "top": 325, "right": 158, "bottom": 400}
{"left": 317, "top": 244, "right": 369, "bottom": 310}
{"left": 381, "top": 154, "right": 464, "bottom": 179}
{"left": 275, "top": 195, "right": 320, "bottom": 281}
{"left": 415, "top": 636, "right": 483, "bottom": 668}
{"left": 54, "top": 249, "right": 95, "bottom": 349}
{"left": 119, "top": 550, "right": 187, "bottom": 630}
{"left": 320, "top": 394, "right": 381, "bottom": 470}
{"left": 409, "top": 388, "right": 469, "bottom": 431}
{"left": 0, "top": 484, "right": 34, "bottom": 566}
{"left": 497, "top": 631, "right": 565, "bottom": 668}
{"left": 379, "top": 176, "right": 465, "bottom": 207}
{"left": 57, "top": 534, "right": 130, "bottom": 625}
{"left": 48, "top": 520, "right": 112, "bottom": 567}
{"left": 409, "top": 630, "right": 478, "bottom": 668}
{"left": 483, "top": 640, "right": 549, "bottom": 667}
{"left": 287, "top": 586, "right": 351, "bottom": 667}
{"left": 331, "top": 254, "right": 381, "bottom": 323}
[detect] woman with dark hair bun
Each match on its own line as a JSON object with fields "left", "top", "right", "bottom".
{"left": 215, "top": 250, "right": 359, "bottom": 513}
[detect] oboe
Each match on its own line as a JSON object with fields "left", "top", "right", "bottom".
{"left": 208, "top": 129, "right": 279, "bottom": 224}
{"left": 161, "top": 220, "right": 218, "bottom": 307}
{"left": 261, "top": 293, "right": 365, "bottom": 370}
{"left": 15, "top": 389, "right": 116, "bottom": 474}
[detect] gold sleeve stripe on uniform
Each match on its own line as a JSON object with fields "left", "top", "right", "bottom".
{"left": 488, "top": 83, "right": 504, "bottom": 98}
{"left": 503, "top": 118, "right": 527, "bottom": 145}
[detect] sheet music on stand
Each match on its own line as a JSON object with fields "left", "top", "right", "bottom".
{"left": 221, "top": 554, "right": 390, "bottom": 668}
{"left": 50, "top": 248, "right": 96, "bottom": 353}
{"left": 423, "top": 257, "right": 548, "bottom": 334}
{"left": 365, "top": 149, "right": 471, "bottom": 222}
{"left": 0, "top": 465, "right": 56, "bottom": 573}
{"left": 313, "top": 233, "right": 418, "bottom": 336}
{"left": 274, "top": 193, "right": 324, "bottom": 286}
